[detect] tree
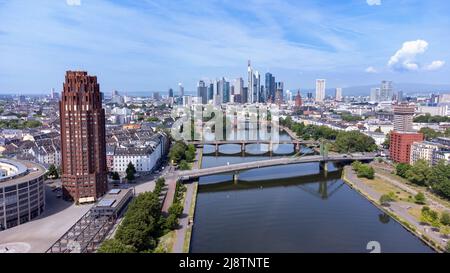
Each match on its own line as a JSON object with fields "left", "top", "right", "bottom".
{"left": 379, "top": 193, "right": 396, "bottom": 206}
{"left": 414, "top": 192, "right": 426, "bottom": 205}
{"left": 111, "top": 172, "right": 120, "bottom": 181}
{"left": 429, "top": 160, "right": 450, "bottom": 199}
{"left": 375, "top": 127, "right": 383, "bottom": 133}
{"left": 47, "top": 164, "right": 59, "bottom": 179}
{"left": 126, "top": 162, "right": 136, "bottom": 181}
{"left": 396, "top": 163, "right": 411, "bottom": 178}
{"left": 420, "top": 206, "right": 440, "bottom": 228}
{"left": 98, "top": 239, "right": 137, "bottom": 253}
{"left": 441, "top": 211, "right": 450, "bottom": 226}
{"left": 382, "top": 132, "right": 391, "bottom": 149}
{"left": 164, "top": 214, "right": 179, "bottom": 230}
{"left": 168, "top": 203, "right": 184, "bottom": 217}
{"left": 405, "top": 160, "right": 432, "bottom": 186}
{"left": 333, "top": 131, "right": 377, "bottom": 153}
{"left": 179, "top": 160, "right": 190, "bottom": 170}
{"left": 419, "top": 127, "right": 442, "bottom": 141}
{"left": 446, "top": 241, "right": 450, "bottom": 253}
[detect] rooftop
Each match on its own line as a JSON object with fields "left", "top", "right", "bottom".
{"left": 0, "top": 159, "right": 46, "bottom": 187}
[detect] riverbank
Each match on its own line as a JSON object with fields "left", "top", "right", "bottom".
{"left": 342, "top": 166, "right": 443, "bottom": 253}
{"left": 172, "top": 148, "right": 202, "bottom": 253}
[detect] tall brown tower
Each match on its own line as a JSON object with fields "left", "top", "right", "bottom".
{"left": 59, "top": 71, "right": 107, "bottom": 203}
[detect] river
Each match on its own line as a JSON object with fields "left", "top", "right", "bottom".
{"left": 189, "top": 131, "right": 433, "bottom": 253}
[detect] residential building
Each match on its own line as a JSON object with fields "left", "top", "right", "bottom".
{"left": 389, "top": 132, "right": 424, "bottom": 164}
{"left": 315, "top": 79, "right": 326, "bottom": 103}
{"left": 393, "top": 104, "right": 415, "bottom": 132}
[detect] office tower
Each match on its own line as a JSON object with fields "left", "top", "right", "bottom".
{"left": 393, "top": 104, "right": 415, "bottom": 132}
{"left": 179, "top": 83, "right": 184, "bottom": 97}
{"left": 307, "top": 92, "right": 313, "bottom": 101}
{"left": 247, "top": 60, "right": 254, "bottom": 103}
{"left": 370, "top": 88, "right": 380, "bottom": 102}
{"left": 242, "top": 87, "right": 248, "bottom": 104}
{"left": 397, "top": 91, "right": 404, "bottom": 102}
{"left": 59, "top": 71, "right": 107, "bottom": 203}
{"left": 233, "top": 77, "right": 243, "bottom": 99}
{"left": 247, "top": 60, "right": 261, "bottom": 103}
{"left": 207, "top": 83, "right": 214, "bottom": 102}
{"left": 51, "top": 88, "right": 56, "bottom": 99}
{"left": 197, "top": 80, "right": 207, "bottom": 104}
{"left": 275, "top": 82, "right": 284, "bottom": 105}
{"left": 335, "top": 88, "right": 343, "bottom": 102}
{"left": 153, "top": 92, "right": 161, "bottom": 101}
{"left": 265, "top": 72, "right": 276, "bottom": 103}
{"left": 380, "top": 81, "right": 393, "bottom": 101}
{"left": 315, "top": 79, "right": 326, "bottom": 102}
{"left": 223, "top": 79, "right": 230, "bottom": 103}
{"left": 295, "top": 91, "right": 302, "bottom": 108}
{"left": 168, "top": 88, "right": 174, "bottom": 98}
{"left": 285, "top": 90, "right": 292, "bottom": 103}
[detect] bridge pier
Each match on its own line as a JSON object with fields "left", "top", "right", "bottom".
{"left": 233, "top": 171, "right": 239, "bottom": 184}
{"left": 295, "top": 142, "right": 301, "bottom": 153}
{"left": 319, "top": 161, "right": 328, "bottom": 177}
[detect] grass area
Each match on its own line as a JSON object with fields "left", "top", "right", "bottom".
{"left": 360, "top": 176, "right": 414, "bottom": 203}
{"left": 375, "top": 166, "right": 450, "bottom": 208}
{"left": 154, "top": 230, "right": 176, "bottom": 253}
{"left": 183, "top": 182, "right": 198, "bottom": 253}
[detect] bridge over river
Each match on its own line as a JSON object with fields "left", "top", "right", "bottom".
{"left": 179, "top": 153, "right": 377, "bottom": 182}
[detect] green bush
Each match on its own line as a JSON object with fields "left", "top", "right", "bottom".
{"left": 414, "top": 192, "right": 427, "bottom": 205}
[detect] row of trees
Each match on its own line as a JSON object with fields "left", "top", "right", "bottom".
{"left": 169, "top": 141, "right": 196, "bottom": 170}
{"left": 98, "top": 178, "right": 168, "bottom": 253}
{"left": 414, "top": 114, "right": 450, "bottom": 123}
{"left": 165, "top": 182, "right": 187, "bottom": 230}
{"left": 396, "top": 160, "right": 450, "bottom": 200}
{"left": 351, "top": 161, "right": 375, "bottom": 179}
{"left": 419, "top": 127, "right": 450, "bottom": 141}
{"left": 0, "top": 119, "right": 42, "bottom": 129}
{"left": 281, "top": 117, "right": 377, "bottom": 153}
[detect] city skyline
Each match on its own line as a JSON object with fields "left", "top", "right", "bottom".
{"left": 1, "top": 0, "right": 450, "bottom": 93}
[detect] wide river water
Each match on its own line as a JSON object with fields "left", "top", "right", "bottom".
{"left": 189, "top": 132, "right": 433, "bottom": 253}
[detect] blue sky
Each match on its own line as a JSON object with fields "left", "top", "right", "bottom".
{"left": 1, "top": 0, "right": 450, "bottom": 94}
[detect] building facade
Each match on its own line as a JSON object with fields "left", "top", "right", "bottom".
{"left": 315, "top": 79, "right": 326, "bottom": 103}
{"left": 389, "top": 132, "right": 424, "bottom": 164}
{"left": 0, "top": 159, "right": 46, "bottom": 230}
{"left": 393, "top": 104, "right": 415, "bottom": 132}
{"left": 59, "top": 71, "right": 108, "bottom": 203}
{"left": 410, "top": 141, "right": 439, "bottom": 165}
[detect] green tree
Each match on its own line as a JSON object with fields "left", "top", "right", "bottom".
{"left": 111, "top": 172, "right": 120, "bottom": 181}
{"left": 164, "top": 213, "right": 179, "bottom": 230}
{"left": 382, "top": 132, "right": 391, "bottom": 149}
{"left": 405, "top": 160, "right": 432, "bottom": 186}
{"left": 126, "top": 162, "right": 136, "bottom": 181}
{"left": 374, "top": 127, "right": 383, "bottom": 133}
{"left": 168, "top": 203, "right": 184, "bottom": 217}
{"left": 98, "top": 239, "right": 137, "bottom": 253}
{"left": 47, "top": 164, "right": 59, "bottom": 179}
{"left": 179, "top": 160, "right": 190, "bottom": 170}
{"left": 333, "top": 131, "right": 377, "bottom": 153}
{"left": 429, "top": 160, "right": 450, "bottom": 199}
{"left": 396, "top": 163, "right": 411, "bottom": 178}
{"left": 440, "top": 211, "right": 450, "bottom": 226}
{"left": 379, "top": 193, "right": 396, "bottom": 206}
{"left": 414, "top": 192, "right": 426, "bottom": 205}
{"left": 419, "top": 127, "right": 442, "bottom": 141}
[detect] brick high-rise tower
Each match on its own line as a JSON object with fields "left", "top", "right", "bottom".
{"left": 60, "top": 71, "right": 107, "bottom": 203}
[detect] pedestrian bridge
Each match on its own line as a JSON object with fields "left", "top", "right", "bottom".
{"left": 178, "top": 153, "right": 376, "bottom": 181}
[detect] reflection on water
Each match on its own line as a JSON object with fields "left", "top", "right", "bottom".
{"left": 190, "top": 144, "right": 434, "bottom": 253}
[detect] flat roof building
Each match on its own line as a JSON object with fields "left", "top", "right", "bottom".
{"left": 0, "top": 159, "right": 46, "bottom": 230}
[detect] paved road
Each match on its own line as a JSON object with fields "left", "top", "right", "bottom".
{"left": 180, "top": 154, "right": 376, "bottom": 180}
{"left": 344, "top": 166, "right": 446, "bottom": 250}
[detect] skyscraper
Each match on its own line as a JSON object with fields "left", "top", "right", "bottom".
{"left": 275, "top": 82, "right": 284, "bottom": 105}
{"left": 315, "top": 79, "right": 326, "bottom": 102}
{"left": 179, "top": 83, "right": 184, "bottom": 97}
{"left": 265, "top": 72, "right": 275, "bottom": 103}
{"left": 380, "top": 81, "right": 393, "bottom": 101}
{"left": 370, "top": 88, "right": 380, "bottom": 102}
{"left": 393, "top": 104, "right": 415, "bottom": 132}
{"left": 335, "top": 88, "right": 343, "bottom": 102}
{"left": 59, "top": 71, "right": 107, "bottom": 203}
{"left": 207, "top": 82, "right": 214, "bottom": 102}
{"left": 197, "top": 80, "right": 207, "bottom": 104}
{"left": 168, "top": 88, "right": 174, "bottom": 98}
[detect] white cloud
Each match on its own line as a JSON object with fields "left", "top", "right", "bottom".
{"left": 367, "top": 0, "right": 381, "bottom": 6}
{"left": 365, "top": 66, "right": 378, "bottom": 73}
{"left": 66, "top": 0, "right": 81, "bottom": 6}
{"left": 424, "top": 60, "right": 445, "bottom": 71}
{"left": 388, "top": 40, "right": 429, "bottom": 71}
